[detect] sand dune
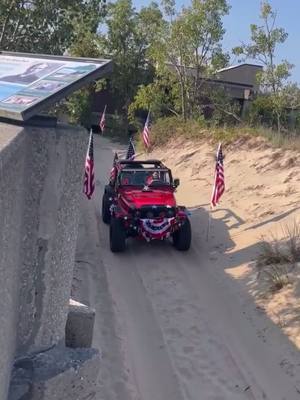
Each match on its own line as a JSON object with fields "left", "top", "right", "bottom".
{"left": 73, "top": 135, "right": 300, "bottom": 400}
{"left": 149, "top": 136, "right": 300, "bottom": 352}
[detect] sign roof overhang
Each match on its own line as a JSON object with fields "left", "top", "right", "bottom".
{"left": 0, "top": 51, "right": 112, "bottom": 121}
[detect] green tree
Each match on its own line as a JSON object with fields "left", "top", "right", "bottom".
{"left": 160, "top": 0, "right": 175, "bottom": 19}
{"left": 233, "top": 1, "right": 294, "bottom": 132}
{"left": 247, "top": 84, "right": 300, "bottom": 132}
{"left": 97, "top": 0, "right": 164, "bottom": 130}
{"left": 149, "top": 0, "right": 230, "bottom": 120}
{"left": 64, "top": 24, "right": 103, "bottom": 126}
{"left": 0, "top": 0, "right": 103, "bottom": 54}
{"left": 269, "top": 84, "right": 300, "bottom": 132}
{"left": 129, "top": 72, "right": 180, "bottom": 121}
{"left": 233, "top": 1, "right": 292, "bottom": 94}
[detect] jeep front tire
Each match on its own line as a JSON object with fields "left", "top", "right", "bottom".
{"left": 102, "top": 193, "right": 111, "bottom": 224}
{"left": 110, "top": 217, "right": 126, "bottom": 252}
{"left": 173, "top": 218, "right": 191, "bottom": 251}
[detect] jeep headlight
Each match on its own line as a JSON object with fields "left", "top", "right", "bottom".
{"left": 167, "top": 209, "right": 175, "bottom": 218}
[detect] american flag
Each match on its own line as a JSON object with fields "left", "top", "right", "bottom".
{"left": 126, "top": 138, "right": 136, "bottom": 160}
{"left": 99, "top": 105, "right": 106, "bottom": 133}
{"left": 142, "top": 111, "right": 150, "bottom": 148}
{"left": 211, "top": 143, "right": 225, "bottom": 207}
{"left": 110, "top": 152, "right": 118, "bottom": 182}
{"left": 83, "top": 129, "right": 95, "bottom": 199}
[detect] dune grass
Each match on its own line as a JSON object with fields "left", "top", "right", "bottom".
{"left": 257, "top": 221, "right": 300, "bottom": 293}
{"left": 135, "top": 116, "right": 300, "bottom": 151}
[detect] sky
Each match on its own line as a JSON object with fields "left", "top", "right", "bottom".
{"left": 133, "top": 0, "right": 300, "bottom": 83}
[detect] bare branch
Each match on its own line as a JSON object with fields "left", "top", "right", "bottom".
{"left": 213, "top": 103, "right": 243, "bottom": 123}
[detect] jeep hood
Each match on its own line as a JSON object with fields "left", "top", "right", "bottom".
{"left": 119, "top": 188, "right": 176, "bottom": 208}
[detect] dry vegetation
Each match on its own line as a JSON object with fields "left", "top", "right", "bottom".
{"left": 136, "top": 117, "right": 300, "bottom": 153}
{"left": 257, "top": 221, "right": 300, "bottom": 293}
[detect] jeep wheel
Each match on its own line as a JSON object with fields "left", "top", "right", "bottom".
{"left": 102, "top": 193, "right": 111, "bottom": 224}
{"left": 173, "top": 218, "right": 191, "bottom": 251}
{"left": 110, "top": 218, "right": 126, "bottom": 252}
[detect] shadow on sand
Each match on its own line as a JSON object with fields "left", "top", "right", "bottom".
{"left": 189, "top": 205, "right": 300, "bottom": 368}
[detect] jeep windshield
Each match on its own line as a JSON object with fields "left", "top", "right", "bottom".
{"left": 118, "top": 168, "right": 171, "bottom": 187}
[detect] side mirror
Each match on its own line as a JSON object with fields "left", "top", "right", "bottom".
{"left": 173, "top": 178, "right": 180, "bottom": 188}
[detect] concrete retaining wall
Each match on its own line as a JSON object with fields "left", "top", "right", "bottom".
{"left": 0, "top": 122, "right": 99, "bottom": 400}
{"left": 0, "top": 125, "right": 26, "bottom": 400}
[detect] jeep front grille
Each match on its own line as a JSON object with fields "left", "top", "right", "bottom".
{"left": 135, "top": 206, "right": 176, "bottom": 219}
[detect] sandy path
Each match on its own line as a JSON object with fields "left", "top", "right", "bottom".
{"left": 73, "top": 136, "right": 300, "bottom": 400}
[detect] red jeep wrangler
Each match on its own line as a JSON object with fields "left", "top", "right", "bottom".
{"left": 102, "top": 159, "right": 191, "bottom": 252}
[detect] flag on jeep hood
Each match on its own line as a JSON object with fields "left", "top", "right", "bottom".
{"left": 126, "top": 137, "right": 135, "bottom": 160}
{"left": 83, "top": 129, "right": 95, "bottom": 199}
{"left": 211, "top": 143, "right": 225, "bottom": 207}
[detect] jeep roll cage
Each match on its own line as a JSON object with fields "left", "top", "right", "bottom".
{"left": 111, "top": 159, "right": 177, "bottom": 187}
{"left": 117, "top": 159, "right": 166, "bottom": 167}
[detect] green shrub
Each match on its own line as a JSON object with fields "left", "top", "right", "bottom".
{"left": 138, "top": 116, "right": 300, "bottom": 152}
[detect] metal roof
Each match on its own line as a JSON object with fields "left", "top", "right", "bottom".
{"left": 217, "top": 63, "right": 263, "bottom": 73}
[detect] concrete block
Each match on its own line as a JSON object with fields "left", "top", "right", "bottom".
{"left": 66, "top": 299, "right": 96, "bottom": 348}
{"left": 8, "top": 346, "right": 101, "bottom": 400}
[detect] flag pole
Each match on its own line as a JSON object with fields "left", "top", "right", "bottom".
{"left": 206, "top": 206, "right": 212, "bottom": 242}
{"left": 207, "top": 142, "right": 219, "bottom": 241}
{"left": 83, "top": 128, "right": 95, "bottom": 200}
{"left": 86, "top": 128, "right": 92, "bottom": 158}
{"left": 147, "top": 108, "right": 150, "bottom": 153}
{"left": 207, "top": 140, "right": 225, "bottom": 241}
{"left": 142, "top": 109, "right": 151, "bottom": 153}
